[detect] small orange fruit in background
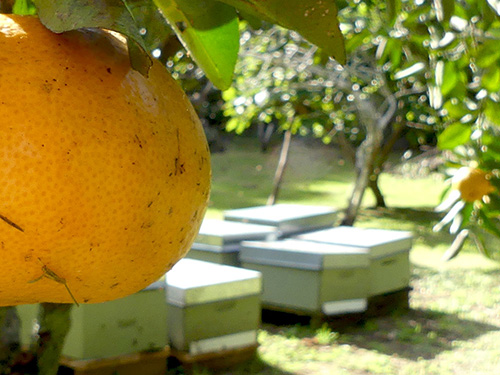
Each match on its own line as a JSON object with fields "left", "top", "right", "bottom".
{"left": 0, "top": 14, "right": 211, "bottom": 305}
{"left": 452, "top": 167, "right": 495, "bottom": 202}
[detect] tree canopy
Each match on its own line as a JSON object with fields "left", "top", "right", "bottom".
{"left": 8, "top": 0, "right": 500, "bottom": 257}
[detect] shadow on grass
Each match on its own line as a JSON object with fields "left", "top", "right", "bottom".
{"left": 219, "top": 355, "right": 296, "bottom": 375}
{"left": 167, "top": 354, "right": 295, "bottom": 375}
{"left": 341, "top": 307, "right": 500, "bottom": 360}
{"left": 209, "top": 183, "right": 341, "bottom": 212}
{"left": 259, "top": 281, "right": 499, "bottom": 362}
{"left": 260, "top": 306, "right": 499, "bottom": 362}
{"left": 359, "top": 206, "right": 457, "bottom": 248}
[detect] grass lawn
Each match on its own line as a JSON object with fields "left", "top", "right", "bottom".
{"left": 179, "top": 137, "right": 500, "bottom": 375}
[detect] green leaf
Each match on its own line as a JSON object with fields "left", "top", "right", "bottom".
{"left": 154, "top": 0, "right": 239, "bottom": 90}
{"left": 35, "top": 0, "right": 152, "bottom": 75}
{"left": 386, "top": 0, "right": 401, "bottom": 25}
{"left": 484, "top": 99, "right": 500, "bottom": 126}
{"left": 475, "top": 39, "right": 500, "bottom": 68}
{"left": 478, "top": 209, "right": 500, "bottom": 238}
{"left": 442, "top": 229, "right": 469, "bottom": 261}
{"left": 439, "top": 61, "right": 458, "bottom": 96}
{"left": 481, "top": 0, "right": 497, "bottom": 28}
{"left": 218, "top": 0, "right": 346, "bottom": 64}
{"left": 486, "top": 193, "right": 500, "bottom": 215}
{"left": 482, "top": 67, "right": 500, "bottom": 92}
{"left": 487, "top": 0, "right": 500, "bottom": 16}
{"left": 469, "top": 230, "right": 491, "bottom": 258}
{"left": 437, "top": 122, "right": 472, "bottom": 150}
{"left": 13, "top": 0, "right": 37, "bottom": 15}
{"left": 433, "top": 0, "right": 454, "bottom": 23}
{"left": 345, "top": 29, "right": 371, "bottom": 54}
{"left": 125, "top": 0, "right": 172, "bottom": 51}
{"left": 443, "top": 100, "right": 471, "bottom": 119}
{"left": 480, "top": 132, "right": 500, "bottom": 165}
{"left": 237, "top": 9, "right": 264, "bottom": 30}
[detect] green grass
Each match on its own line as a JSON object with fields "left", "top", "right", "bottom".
{"left": 207, "top": 137, "right": 445, "bottom": 214}
{"left": 179, "top": 138, "right": 500, "bottom": 375}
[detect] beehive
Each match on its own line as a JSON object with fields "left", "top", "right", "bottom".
{"left": 239, "top": 239, "right": 370, "bottom": 315}
{"left": 165, "top": 259, "right": 262, "bottom": 355}
{"left": 223, "top": 204, "right": 338, "bottom": 236}
{"left": 187, "top": 219, "right": 277, "bottom": 266}
{"left": 297, "top": 226, "right": 413, "bottom": 296}
{"left": 16, "top": 280, "right": 167, "bottom": 360}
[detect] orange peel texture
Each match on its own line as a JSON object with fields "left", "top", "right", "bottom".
{"left": 0, "top": 14, "right": 211, "bottom": 305}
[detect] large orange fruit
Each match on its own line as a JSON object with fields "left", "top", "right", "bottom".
{"left": 0, "top": 14, "right": 211, "bottom": 305}
{"left": 452, "top": 167, "right": 495, "bottom": 202}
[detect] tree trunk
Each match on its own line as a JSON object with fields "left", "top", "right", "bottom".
{"left": 342, "top": 135, "right": 380, "bottom": 226}
{"left": 367, "top": 120, "right": 405, "bottom": 208}
{"left": 369, "top": 174, "right": 386, "bottom": 208}
{"left": 259, "top": 123, "right": 276, "bottom": 153}
{"left": 32, "top": 303, "right": 73, "bottom": 375}
{"left": 267, "top": 130, "right": 292, "bottom": 205}
{"left": 336, "top": 131, "right": 356, "bottom": 165}
{"left": 342, "top": 89, "right": 396, "bottom": 226}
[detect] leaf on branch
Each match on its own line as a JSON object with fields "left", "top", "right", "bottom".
{"left": 487, "top": 0, "right": 500, "bottom": 16}
{"left": 13, "top": 0, "right": 36, "bottom": 15}
{"left": 386, "top": 0, "right": 401, "bottom": 25}
{"left": 155, "top": 0, "right": 240, "bottom": 90}
{"left": 218, "top": 0, "right": 346, "bottom": 64}
{"left": 125, "top": 0, "right": 172, "bottom": 52}
{"left": 433, "top": 0, "right": 454, "bottom": 23}
{"left": 437, "top": 122, "right": 472, "bottom": 150}
{"left": 433, "top": 200, "right": 465, "bottom": 232}
{"left": 478, "top": 209, "right": 500, "bottom": 238}
{"left": 441, "top": 229, "right": 469, "bottom": 261}
{"left": 393, "top": 62, "right": 426, "bottom": 80}
{"left": 35, "top": 0, "right": 153, "bottom": 75}
{"left": 469, "top": 230, "right": 491, "bottom": 258}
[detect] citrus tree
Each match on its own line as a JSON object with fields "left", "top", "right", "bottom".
{"left": 201, "top": 0, "right": 500, "bottom": 247}
{"left": 217, "top": 0, "right": 440, "bottom": 224}
{"left": 336, "top": 0, "right": 500, "bottom": 259}
{"left": 0, "top": 0, "right": 347, "bottom": 374}
{"left": 408, "top": 0, "right": 500, "bottom": 260}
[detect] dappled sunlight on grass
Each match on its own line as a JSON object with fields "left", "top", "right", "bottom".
{"left": 208, "top": 138, "right": 444, "bottom": 218}
{"left": 197, "top": 138, "right": 500, "bottom": 375}
{"left": 379, "top": 173, "right": 446, "bottom": 208}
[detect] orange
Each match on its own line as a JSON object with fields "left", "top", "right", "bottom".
{"left": 452, "top": 167, "right": 495, "bottom": 202}
{"left": 0, "top": 14, "right": 211, "bottom": 305}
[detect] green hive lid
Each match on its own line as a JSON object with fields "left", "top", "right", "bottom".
{"left": 165, "top": 259, "right": 262, "bottom": 307}
{"left": 296, "top": 226, "right": 413, "bottom": 259}
{"left": 194, "top": 219, "right": 277, "bottom": 249}
{"left": 223, "top": 204, "right": 338, "bottom": 234}
{"left": 239, "top": 239, "right": 369, "bottom": 270}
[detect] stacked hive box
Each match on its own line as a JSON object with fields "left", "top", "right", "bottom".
{"left": 187, "top": 219, "right": 277, "bottom": 266}
{"left": 16, "top": 281, "right": 169, "bottom": 373}
{"left": 297, "top": 226, "right": 413, "bottom": 297}
{"left": 165, "top": 258, "right": 262, "bottom": 357}
{"left": 223, "top": 204, "right": 339, "bottom": 236}
{"left": 239, "top": 239, "right": 370, "bottom": 316}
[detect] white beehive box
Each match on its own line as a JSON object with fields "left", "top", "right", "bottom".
{"left": 16, "top": 280, "right": 167, "bottom": 360}
{"left": 187, "top": 219, "right": 277, "bottom": 266}
{"left": 223, "top": 204, "right": 339, "bottom": 236}
{"left": 165, "top": 259, "right": 262, "bottom": 356}
{"left": 239, "top": 239, "right": 370, "bottom": 316}
{"left": 297, "top": 226, "right": 413, "bottom": 296}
